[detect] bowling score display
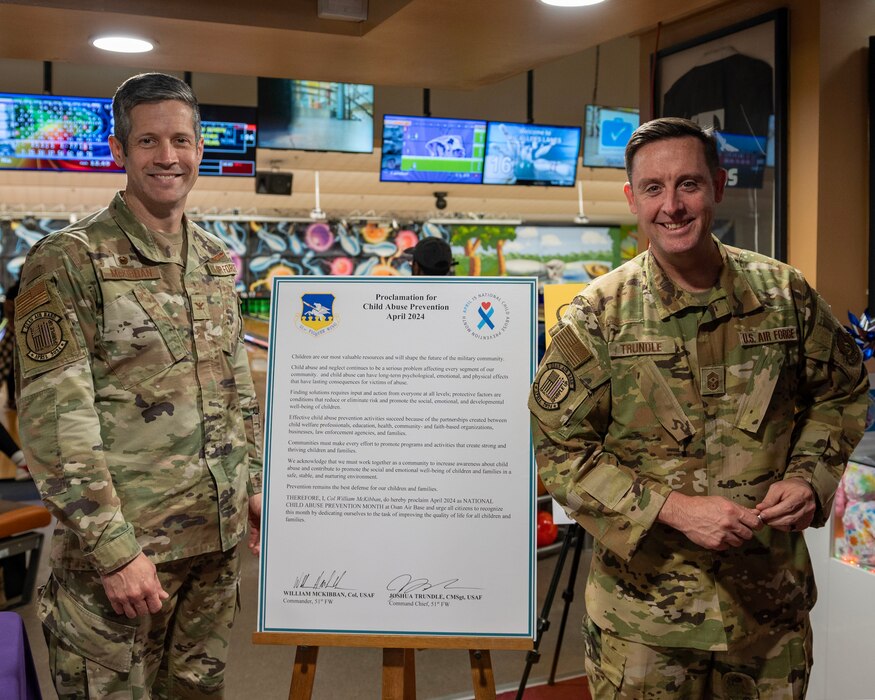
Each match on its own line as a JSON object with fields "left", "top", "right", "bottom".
{"left": 257, "top": 276, "right": 537, "bottom": 642}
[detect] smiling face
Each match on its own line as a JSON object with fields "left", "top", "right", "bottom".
{"left": 109, "top": 100, "right": 203, "bottom": 231}
{"left": 624, "top": 136, "right": 727, "bottom": 274}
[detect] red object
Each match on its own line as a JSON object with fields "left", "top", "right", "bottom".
{"left": 536, "top": 510, "right": 558, "bottom": 547}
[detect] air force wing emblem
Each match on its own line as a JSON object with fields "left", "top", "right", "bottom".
{"left": 298, "top": 293, "right": 336, "bottom": 335}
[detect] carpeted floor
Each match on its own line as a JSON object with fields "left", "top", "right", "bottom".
{"left": 496, "top": 675, "right": 590, "bottom": 699}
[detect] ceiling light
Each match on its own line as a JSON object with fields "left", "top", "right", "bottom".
{"left": 539, "top": 0, "right": 606, "bottom": 6}
{"left": 91, "top": 36, "right": 154, "bottom": 54}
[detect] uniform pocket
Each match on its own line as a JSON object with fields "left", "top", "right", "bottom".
{"left": 636, "top": 358, "right": 694, "bottom": 443}
{"left": 101, "top": 286, "right": 186, "bottom": 389}
{"left": 38, "top": 576, "right": 136, "bottom": 673}
{"left": 735, "top": 346, "right": 783, "bottom": 434}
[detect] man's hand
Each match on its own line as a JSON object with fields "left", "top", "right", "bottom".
{"left": 248, "top": 493, "right": 262, "bottom": 556}
{"left": 100, "top": 552, "right": 169, "bottom": 619}
{"left": 756, "top": 478, "right": 816, "bottom": 532}
{"left": 657, "top": 492, "right": 764, "bottom": 550}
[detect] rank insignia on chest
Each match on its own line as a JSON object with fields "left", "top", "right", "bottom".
{"left": 700, "top": 365, "right": 725, "bottom": 396}
{"left": 190, "top": 293, "right": 211, "bottom": 320}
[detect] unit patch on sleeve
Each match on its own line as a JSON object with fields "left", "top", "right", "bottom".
{"left": 836, "top": 329, "right": 862, "bottom": 366}
{"left": 15, "top": 276, "right": 86, "bottom": 378}
{"left": 21, "top": 310, "right": 67, "bottom": 361}
{"left": 532, "top": 362, "right": 576, "bottom": 411}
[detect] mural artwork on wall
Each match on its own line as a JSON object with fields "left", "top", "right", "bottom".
{"left": 0, "top": 217, "right": 637, "bottom": 300}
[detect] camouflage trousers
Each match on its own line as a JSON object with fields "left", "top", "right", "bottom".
{"left": 39, "top": 546, "right": 241, "bottom": 699}
{"left": 582, "top": 615, "right": 812, "bottom": 700}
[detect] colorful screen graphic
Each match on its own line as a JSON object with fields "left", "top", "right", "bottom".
{"left": 199, "top": 104, "right": 257, "bottom": 178}
{"left": 0, "top": 92, "right": 120, "bottom": 173}
{"left": 483, "top": 121, "right": 580, "bottom": 187}
{"left": 380, "top": 114, "right": 486, "bottom": 184}
{"left": 583, "top": 105, "right": 639, "bottom": 169}
{"left": 257, "top": 78, "right": 374, "bottom": 153}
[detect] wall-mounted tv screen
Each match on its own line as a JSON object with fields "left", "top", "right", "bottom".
{"left": 483, "top": 121, "right": 580, "bottom": 187}
{"left": 0, "top": 92, "right": 121, "bottom": 173}
{"left": 380, "top": 114, "right": 486, "bottom": 184}
{"left": 583, "top": 105, "right": 639, "bottom": 169}
{"left": 257, "top": 78, "right": 374, "bottom": 153}
{"left": 199, "top": 104, "right": 257, "bottom": 177}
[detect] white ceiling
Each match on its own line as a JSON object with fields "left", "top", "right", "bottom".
{"left": 0, "top": 0, "right": 731, "bottom": 223}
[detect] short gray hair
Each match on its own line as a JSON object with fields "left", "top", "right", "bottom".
{"left": 112, "top": 73, "right": 200, "bottom": 153}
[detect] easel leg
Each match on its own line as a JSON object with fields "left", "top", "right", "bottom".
{"left": 382, "top": 648, "right": 416, "bottom": 700}
{"left": 288, "top": 645, "right": 319, "bottom": 700}
{"left": 548, "top": 526, "right": 586, "bottom": 684}
{"left": 469, "top": 649, "right": 496, "bottom": 700}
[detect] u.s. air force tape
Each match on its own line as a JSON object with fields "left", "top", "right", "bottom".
{"left": 533, "top": 362, "right": 575, "bottom": 411}
{"left": 21, "top": 310, "right": 67, "bottom": 361}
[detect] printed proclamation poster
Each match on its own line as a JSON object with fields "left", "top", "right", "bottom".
{"left": 258, "top": 277, "right": 537, "bottom": 640}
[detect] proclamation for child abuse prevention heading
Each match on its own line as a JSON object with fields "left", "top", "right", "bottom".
{"left": 257, "top": 276, "right": 537, "bottom": 639}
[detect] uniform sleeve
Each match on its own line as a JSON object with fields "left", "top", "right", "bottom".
{"left": 231, "top": 301, "right": 263, "bottom": 495}
{"left": 529, "top": 302, "right": 673, "bottom": 561}
{"left": 784, "top": 282, "right": 869, "bottom": 527}
{"left": 14, "top": 241, "right": 141, "bottom": 574}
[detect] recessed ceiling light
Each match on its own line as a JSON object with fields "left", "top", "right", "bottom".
{"left": 539, "top": 0, "right": 606, "bottom": 6}
{"left": 91, "top": 36, "right": 154, "bottom": 53}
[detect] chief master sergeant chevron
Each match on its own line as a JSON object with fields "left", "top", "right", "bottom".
{"left": 530, "top": 117, "right": 868, "bottom": 699}
{"left": 14, "top": 73, "right": 263, "bottom": 698}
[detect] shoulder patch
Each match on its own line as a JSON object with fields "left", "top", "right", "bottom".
{"left": 532, "top": 362, "right": 575, "bottom": 411}
{"left": 551, "top": 324, "right": 592, "bottom": 369}
{"left": 15, "top": 276, "right": 86, "bottom": 378}
{"left": 15, "top": 279, "right": 50, "bottom": 318}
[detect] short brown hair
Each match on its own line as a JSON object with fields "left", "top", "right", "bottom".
{"left": 624, "top": 117, "right": 720, "bottom": 181}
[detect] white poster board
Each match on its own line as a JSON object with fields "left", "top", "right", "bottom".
{"left": 257, "top": 276, "right": 537, "bottom": 641}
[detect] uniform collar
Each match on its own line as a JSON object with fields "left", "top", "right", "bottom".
{"left": 645, "top": 235, "right": 763, "bottom": 321}
{"left": 108, "top": 191, "right": 223, "bottom": 269}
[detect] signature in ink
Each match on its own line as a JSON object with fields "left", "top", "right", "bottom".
{"left": 293, "top": 570, "right": 352, "bottom": 590}
{"left": 386, "top": 573, "right": 482, "bottom": 594}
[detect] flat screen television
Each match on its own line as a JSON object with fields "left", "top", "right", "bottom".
{"left": 379, "top": 114, "right": 486, "bottom": 184}
{"left": 482, "top": 121, "right": 580, "bottom": 187}
{"left": 257, "top": 78, "right": 374, "bottom": 153}
{"left": 199, "top": 104, "right": 257, "bottom": 177}
{"left": 0, "top": 92, "right": 121, "bottom": 173}
{"left": 582, "top": 105, "right": 639, "bottom": 169}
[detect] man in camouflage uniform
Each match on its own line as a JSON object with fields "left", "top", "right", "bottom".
{"left": 14, "top": 73, "right": 263, "bottom": 698}
{"left": 530, "top": 118, "right": 869, "bottom": 699}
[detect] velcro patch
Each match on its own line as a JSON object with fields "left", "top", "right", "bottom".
{"left": 835, "top": 329, "right": 862, "bottom": 367}
{"left": 21, "top": 310, "right": 67, "bottom": 361}
{"left": 609, "top": 339, "right": 674, "bottom": 356}
{"left": 700, "top": 365, "right": 726, "bottom": 396}
{"left": 190, "top": 293, "right": 211, "bottom": 320}
{"left": 15, "top": 279, "right": 50, "bottom": 317}
{"left": 739, "top": 326, "right": 798, "bottom": 346}
{"left": 551, "top": 325, "right": 591, "bottom": 369}
{"left": 207, "top": 262, "right": 237, "bottom": 276}
{"left": 101, "top": 266, "right": 161, "bottom": 281}
{"left": 532, "top": 362, "right": 575, "bottom": 411}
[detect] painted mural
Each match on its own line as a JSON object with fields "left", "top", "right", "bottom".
{"left": 0, "top": 216, "right": 637, "bottom": 299}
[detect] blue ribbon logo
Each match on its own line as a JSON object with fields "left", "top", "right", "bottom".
{"left": 477, "top": 303, "right": 495, "bottom": 330}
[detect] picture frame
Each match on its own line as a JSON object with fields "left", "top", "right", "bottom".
{"left": 653, "top": 9, "right": 788, "bottom": 261}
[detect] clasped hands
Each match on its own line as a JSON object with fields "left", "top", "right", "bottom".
{"left": 657, "top": 477, "right": 816, "bottom": 551}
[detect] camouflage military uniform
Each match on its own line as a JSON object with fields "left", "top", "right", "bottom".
{"left": 530, "top": 238, "right": 868, "bottom": 696}
{"left": 14, "top": 193, "right": 263, "bottom": 697}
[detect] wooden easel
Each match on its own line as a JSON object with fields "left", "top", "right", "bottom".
{"left": 252, "top": 632, "right": 533, "bottom": 700}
